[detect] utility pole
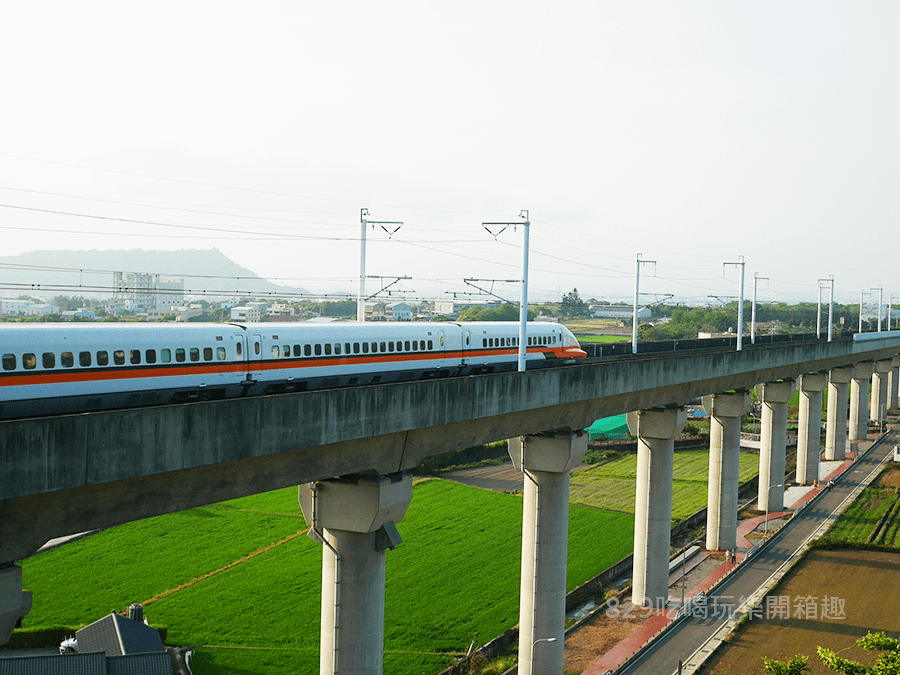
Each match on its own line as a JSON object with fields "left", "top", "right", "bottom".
{"left": 633, "top": 254, "right": 656, "bottom": 354}
{"left": 751, "top": 272, "right": 768, "bottom": 345}
{"left": 724, "top": 257, "right": 745, "bottom": 351}
{"left": 357, "top": 208, "right": 403, "bottom": 322}
{"left": 483, "top": 211, "right": 530, "bottom": 372}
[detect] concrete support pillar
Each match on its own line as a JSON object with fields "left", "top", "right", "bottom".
{"left": 849, "top": 362, "right": 874, "bottom": 441}
{"left": 299, "top": 474, "right": 412, "bottom": 675}
{"left": 0, "top": 565, "right": 32, "bottom": 646}
{"left": 871, "top": 360, "right": 892, "bottom": 423}
{"left": 825, "top": 367, "right": 852, "bottom": 461}
{"left": 889, "top": 356, "right": 900, "bottom": 412}
{"left": 508, "top": 431, "right": 587, "bottom": 675}
{"left": 756, "top": 380, "right": 795, "bottom": 512}
{"left": 627, "top": 406, "right": 687, "bottom": 608}
{"left": 703, "top": 391, "right": 750, "bottom": 552}
{"left": 796, "top": 373, "right": 827, "bottom": 485}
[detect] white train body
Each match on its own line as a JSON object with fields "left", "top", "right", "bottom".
{"left": 0, "top": 321, "right": 586, "bottom": 420}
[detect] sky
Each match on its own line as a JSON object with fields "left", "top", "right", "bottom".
{"left": 1, "top": 1, "right": 898, "bottom": 307}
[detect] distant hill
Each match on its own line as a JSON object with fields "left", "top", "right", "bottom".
{"left": 0, "top": 249, "right": 309, "bottom": 299}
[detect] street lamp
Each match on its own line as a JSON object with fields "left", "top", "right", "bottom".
{"left": 530, "top": 637, "right": 557, "bottom": 670}
{"left": 764, "top": 483, "right": 784, "bottom": 537}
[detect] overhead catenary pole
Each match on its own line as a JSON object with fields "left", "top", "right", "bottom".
{"left": 724, "top": 257, "right": 745, "bottom": 351}
{"left": 482, "top": 211, "right": 530, "bottom": 372}
{"left": 632, "top": 254, "right": 656, "bottom": 354}
{"left": 827, "top": 276, "right": 834, "bottom": 342}
{"left": 751, "top": 272, "right": 768, "bottom": 345}
{"left": 519, "top": 211, "right": 530, "bottom": 373}
{"left": 357, "top": 208, "right": 403, "bottom": 322}
{"left": 873, "top": 286, "right": 884, "bottom": 332}
{"left": 859, "top": 290, "right": 866, "bottom": 333}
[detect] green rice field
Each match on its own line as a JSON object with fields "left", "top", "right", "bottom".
{"left": 16, "top": 479, "right": 635, "bottom": 675}
{"left": 570, "top": 448, "right": 759, "bottom": 521}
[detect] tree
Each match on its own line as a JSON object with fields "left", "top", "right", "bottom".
{"left": 560, "top": 288, "right": 588, "bottom": 317}
{"left": 764, "top": 632, "right": 900, "bottom": 674}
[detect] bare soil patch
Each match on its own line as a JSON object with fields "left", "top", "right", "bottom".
{"left": 698, "top": 548, "right": 900, "bottom": 675}
{"left": 872, "top": 464, "right": 900, "bottom": 489}
{"left": 564, "top": 602, "right": 646, "bottom": 673}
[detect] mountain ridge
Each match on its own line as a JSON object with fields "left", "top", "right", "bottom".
{"left": 0, "top": 249, "right": 310, "bottom": 298}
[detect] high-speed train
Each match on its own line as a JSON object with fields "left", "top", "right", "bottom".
{"left": 0, "top": 321, "right": 586, "bottom": 420}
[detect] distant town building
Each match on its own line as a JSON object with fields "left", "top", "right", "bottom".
{"left": 0, "top": 299, "right": 59, "bottom": 317}
{"left": 112, "top": 271, "right": 184, "bottom": 313}
{"left": 387, "top": 301, "right": 412, "bottom": 321}
{"left": 589, "top": 305, "right": 651, "bottom": 320}
{"left": 231, "top": 305, "right": 262, "bottom": 322}
{"left": 62, "top": 308, "right": 96, "bottom": 320}
{"left": 432, "top": 300, "right": 499, "bottom": 318}
{"left": 364, "top": 302, "right": 386, "bottom": 321}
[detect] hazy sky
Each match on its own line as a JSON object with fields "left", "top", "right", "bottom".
{"left": 1, "top": 2, "right": 898, "bottom": 305}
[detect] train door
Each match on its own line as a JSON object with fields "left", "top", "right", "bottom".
{"left": 249, "top": 332, "right": 264, "bottom": 378}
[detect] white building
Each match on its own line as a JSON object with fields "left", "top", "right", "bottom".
{"left": 387, "top": 301, "right": 412, "bottom": 321}
{"left": 589, "top": 305, "right": 651, "bottom": 320}
{"left": 62, "top": 308, "right": 96, "bottom": 320}
{"left": 231, "top": 305, "right": 262, "bottom": 322}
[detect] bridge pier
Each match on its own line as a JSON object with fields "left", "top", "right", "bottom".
{"left": 299, "top": 473, "right": 412, "bottom": 675}
{"left": 703, "top": 391, "right": 750, "bottom": 552}
{"left": 508, "top": 431, "right": 586, "bottom": 675}
{"left": 889, "top": 356, "right": 900, "bottom": 411}
{"left": 0, "top": 565, "right": 32, "bottom": 646}
{"left": 871, "top": 359, "right": 892, "bottom": 424}
{"left": 796, "top": 373, "right": 827, "bottom": 485}
{"left": 849, "top": 362, "right": 874, "bottom": 441}
{"left": 627, "top": 406, "right": 687, "bottom": 608}
{"left": 756, "top": 380, "right": 794, "bottom": 512}
{"left": 825, "top": 367, "right": 852, "bottom": 460}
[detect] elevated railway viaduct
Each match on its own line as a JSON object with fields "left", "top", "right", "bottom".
{"left": 3, "top": 332, "right": 900, "bottom": 674}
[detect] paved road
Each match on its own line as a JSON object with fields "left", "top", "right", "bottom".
{"left": 617, "top": 431, "right": 897, "bottom": 675}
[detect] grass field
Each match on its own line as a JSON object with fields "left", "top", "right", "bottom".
{"left": 573, "top": 335, "right": 630, "bottom": 343}
{"left": 17, "top": 479, "right": 635, "bottom": 675}
{"left": 818, "top": 465, "right": 900, "bottom": 546}
{"left": 570, "top": 449, "right": 759, "bottom": 521}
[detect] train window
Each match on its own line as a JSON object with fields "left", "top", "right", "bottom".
{"left": 217, "top": 347, "right": 226, "bottom": 360}
{"left": 380, "top": 342, "right": 387, "bottom": 352}
{"left": 388, "top": 342, "right": 394, "bottom": 353}
{"left": 23, "top": 353, "right": 36, "bottom": 370}
{"left": 371, "top": 342, "right": 378, "bottom": 353}
{"left": 334, "top": 343, "right": 342, "bottom": 355}
{"left": 2, "top": 354, "right": 15, "bottom": 371}
{"left": 129, "top": 350, "right": 141, "bottom": 365}
{"left": 254, "top": 342, "right": 260, "bottom": 356}
{"left": 79, "top": 351, "right": 91, "bottom": 367}
{"left": 362, "top": 342, "right": 369, "bottom": 354}
{"left": 272, "top": 346, "right": 280, "bottom": 358}
{"left": 427, "top": 340, "right": 433, "bottom": 350}
{"left": 305, "top": 344, "right": 312, "bottom": 357}
{"left": 324, "top": 344, "right": 332, "bottom": 356}
{"left": 354, "top": 342, "right": 360, "bottom": 354}
{"left": 345, "top": 342, "right": 351, "bottom": 354}
{"left": 466, "top": 335, "right": 470, "bottom": 346}
{"left": 441, "top": 336, "right": 445, "bottom": 347}
{"left": 161, "top": 349, "right": 171, "bottom": 363}
{"left": 97, "top": 351, "right": 109, "bottom": 366}
{"left": 236, "top": 342, "right": 242, "bottom": 356}
{"left": 412, "top": 341, "right": 418, "bottom": 351}
{"left": 60, "top": 352, "right": 74, "bottom": 368}
{"left": 294, "top": 345, "right": 301, "bottom": 357}
{"left": 114, "top": 350, "right": 125, "bottom": 366}
{"left": 42, "top": 353, "right": 56, "bottom": 369}
{"left": 176, "top": 348, "right": 186, "bottom": 363}
{"left": 315, "top": 344, "right": 322, "bottom": 356}
{"left": 283, "top": 344, "right": 290, "bottom": 357}
{"left": 483, "top": 338, "right": 487, "bottom": 348}
{"left": 203, "top": 347, "right": 213, "bottom": 361}
{"left": 145, "top": 350, "right": 157, "bottom": 364}
{"left": 190, "top": 348, "right": 200, "bottom": 362}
